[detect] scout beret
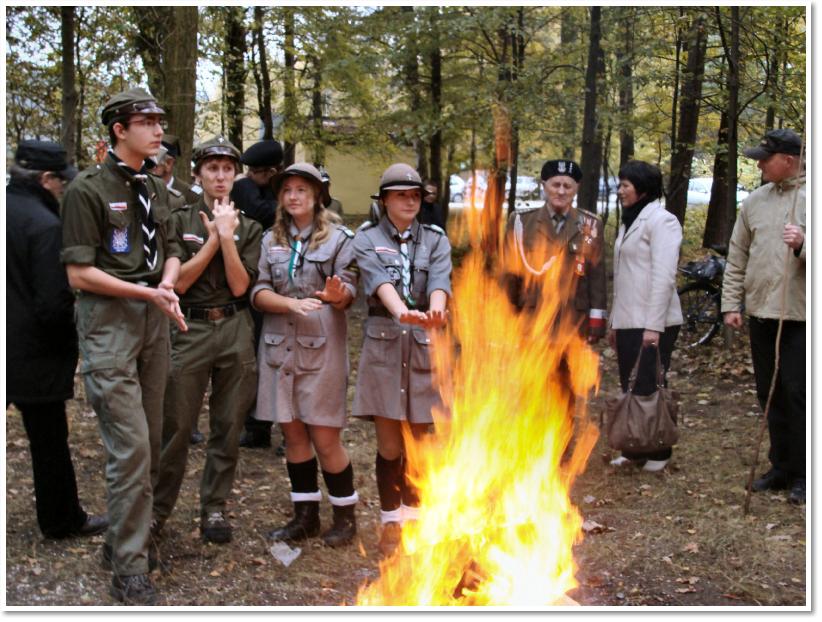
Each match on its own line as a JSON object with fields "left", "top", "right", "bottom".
{"left": 192, "top": 136, "right": 241, "bottom": 164}
{"left": 371, "top": 163, "right": 423, "bottom": 199}
{"left": 240, "top": 139, "right": 284, "bottom": 167}
{"left": 743, "top": 128, "right": 802, "bottom": 160}
{"left": 272, "top": 162, "right": 324, "bottom": 195}
{"left": 162, "top": 134, "right": 181, "bottom": 158}
{"left": 101, "top": 87, "right": 165, "bottom": 126}
{"left": 540, "top": 159, "right": 582, "bottom": 183}
{"left": 15, "top": 140, "right": 78, "bottom": 180}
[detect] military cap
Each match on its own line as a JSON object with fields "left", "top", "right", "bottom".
{"left": 540, "top": 159, "right": 582, "bottom": 183}
{"left": 240, "top": 139, "right": 284, "bottom": 168}
{"left": 101, "top": 87, "right": 165, "bottom": 126}
{"left": 162, "top": 134, "right": 181, "bottom": 158}
{"left": 371, "top": 163, "right": 423, "bottom": 199}
{"left": 272, "top": 162, "right": 324, "bottom": 195}
{"left": 15, "top": 140, "right": 78, "bottom": 180}
{"left": 743, "top": 128, "right": 802, "bottom": 160}
{"left": 192, "top": 136, "right": 241, "bottom": 164}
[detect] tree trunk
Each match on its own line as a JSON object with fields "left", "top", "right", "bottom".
{"left": 560, "top": 7, "right": 579, "bottom": 160}
{"left": 253, "top": 6, "right": 274, "bottom": 139}
{"left": 428, "top": 8, "right": 443, "bottom": 194}
{"left": 724, "top": 7, "right": 740, "bottom": 247}
{"left": 401, "top": 7, "right": 427, "bottom": 179}
{"left": 506, "top": 7, "right": 525, "bottom": 216}
{"left": 670, "top": 7, "right": 685, "bottom": 157}
{"left": 666, "top": 11, "right": 707, "bottom": 225}
{"left": 282, "top": 7, "right": 297, "bottom": 167}
{"left": 164, "top": 7, "right": 198, "bottom": 182}
{"left": 60, "top": 6, "right": 78, "bottom": 164}
{"left": 225, "top": 7, "right": 247, "bottom": 150}
{"left": 578, "top": 7, "right": 604, "bottom": 214}
{"left": 702, "top": 108, "right": 731, "bottom": 250}
{"left": 617, "top": 8, "right": 634, "bottom": 167}
{"left": 310, "top": 55, "right": 325, "bottom": 166}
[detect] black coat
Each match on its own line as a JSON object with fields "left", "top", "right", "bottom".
{"left": 6, "top": 179, "right": 78, "bottom": 404}
{"left": 231, "top": 177, "right": 277, "bottom": 231}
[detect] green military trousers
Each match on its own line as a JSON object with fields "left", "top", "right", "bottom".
{"left": 153, "top": 309, "right": 257, "bottom": 527}
{"left": 76, "top": 293, "right": 170, "bottom": 577}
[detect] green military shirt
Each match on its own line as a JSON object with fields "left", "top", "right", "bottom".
{"left": 171, "top": 176, "right": 203, "bottom": 205}
{"left": 61, "top": 153, "right": 184, "bottom": 284}
{"left": 169, "top": 198, "right": 262, "bottom": 307}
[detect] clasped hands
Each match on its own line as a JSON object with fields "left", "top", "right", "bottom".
{"left": 200, "top": 196, "right": 240, "bottom": 241}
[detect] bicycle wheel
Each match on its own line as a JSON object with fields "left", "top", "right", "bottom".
{"left": 677, "top": 281, "right": 721, "bottom": 347}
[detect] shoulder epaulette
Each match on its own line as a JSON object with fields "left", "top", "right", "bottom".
{"left": 422, "top": 223, "right": 446, "bottom": 236}
{"left": 190, "top": 185, "right": 203, "bottom": 195}
{"left": 338, "top": 224, "right": 355, "bottom": 238}
{"left": 517, "top": 206, "right": 540, "bottom": 215}
{"left": 357, "top": 220, "right": 375, "bottom": 232}
{"left": 168, "top": 186, "right": 183, "bottom": 198}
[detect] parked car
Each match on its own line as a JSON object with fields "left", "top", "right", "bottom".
{"left": 687, "top": 177, "right": 749, "bottom": 205}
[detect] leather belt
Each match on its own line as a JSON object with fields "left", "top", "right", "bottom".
{"left": 181, "top": 301, "right": 248, "bottom": 321}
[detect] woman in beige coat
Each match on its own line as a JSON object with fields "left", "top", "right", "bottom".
{"left": 252, "top": 163, "right": 359, "bottom": 547}
{"left": 608, "top": 160, "right": 682, "bottom": 472}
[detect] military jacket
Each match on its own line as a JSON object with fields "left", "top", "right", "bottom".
{"left": 168, "top": 198, "right": 262, "bottom": 307}
{"left": 351, "top": 217, "right": 452, "bottom": 424}
{"left": 504, "top": 204, "right": 607, "bottom": 325}
{"left": 252, "top": 224, "right": 357, "bottom": 425}
{"left": 61, "top": 153, "right": 183, "bottom": 284}
{"left": 170, "top": 176, "right": 202, "bottom": 205}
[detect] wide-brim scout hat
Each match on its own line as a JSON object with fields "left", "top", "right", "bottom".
{"left": 743, "top": 128, "right": 802, "bottom": 160}
{"left": 240, "top": 139, "right": 284, "bottom": 168}
{"left": 101, "top": 87, "right": 165, "bottom": 126}
{"left": 15, "top": 139, "right": 78, "bottom": 180}
{"left": 370, "top": 163, "right": 424, "bottom": 200}
{"left": 192, "top": 136, "right": 241, "bottom": 165}
{"left": 541, "top": 159, "right": 582, "bottom": 183}
{"left": 272, "top": 162, "right": 324, "bottom": 195}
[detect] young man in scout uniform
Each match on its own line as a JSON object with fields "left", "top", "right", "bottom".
{"left": 152, "top": 137, "right": 262, "bottom": 544}
{"left": 61, "top": 87, "right": 187, "bottom": 605}
{"left": 722, "top": 128, "right": 806, "bottom": 505}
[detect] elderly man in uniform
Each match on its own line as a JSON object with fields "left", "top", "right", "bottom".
{"left": 61, "top": 87, "right": 188, "bottom": 605}
{"left": 7, "top": 140, "right": 109, "bottom": 541}
{"left": 722, "top": 128, "right": 806, "bottom": 505}
{"left": 503, "top": 159, "right": 607, "bottom": 458}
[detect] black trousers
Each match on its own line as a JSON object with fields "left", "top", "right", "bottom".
{"left": 614, "top": 326, "right": 680, "bottom": 461}
{"left": 749, "top": 317, "right": 806, "bottom": 479}
{"left": 16, "top": 401, "right": 87, "bottom": 538}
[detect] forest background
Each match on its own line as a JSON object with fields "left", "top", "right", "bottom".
{"left": 5, "top": 5, "right": 806, "bottom": 251}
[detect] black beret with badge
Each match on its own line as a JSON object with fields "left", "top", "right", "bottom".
{"left": 240, "top": 139, "right": 284, "bottom": 168}
{"left": 540, "top": 159, "right": 583, "bottom": 183}
{"left": 101, "top": 87, "right": 165, "bottom": 126}
{"left": 15, "top": 140, "right": 78, "bottom": 180}
{"left": 742, "top": 128, "right": 802, "bottom": 160}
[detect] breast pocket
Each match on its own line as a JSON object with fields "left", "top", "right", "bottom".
{"left": 295, "top": 335, "right": 327, "bottom": 372}
{"left": 264, "top": 333, "right": 287, "bottom": 368}
{"left": 412, "top": 258, "right": 430, "bottom": 302}
{"left": 106, "top": 209, "right": 131, "bottom": 254}
{"left": 364, "top": 322, "right": 401, "bottom": 367}
{"left": 410, "top": 327, "right": 432, "bottom": 371}
{"left": 267, "top": 250, "right": 290, "bottom": 287}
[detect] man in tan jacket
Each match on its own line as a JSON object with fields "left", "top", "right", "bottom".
{"left": 722, "top": 128, "right": 805, "bottom": 505}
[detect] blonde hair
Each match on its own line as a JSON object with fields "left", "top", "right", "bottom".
{"left": 272, "top": 182, "right": 341, "bottom": 250}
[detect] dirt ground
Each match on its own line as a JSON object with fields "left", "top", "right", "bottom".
{"left": 4, "top": 213, "right": 807, "bottom": 608}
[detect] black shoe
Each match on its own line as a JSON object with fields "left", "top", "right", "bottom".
{"left": 110, "top": 573, "right": 157, "bottom": 605}
{"left": 321, "top": 504, "right": 357, "bottom": 547}
{"left": 788, "top": 478, "right": 806, "bottom": 505}
{"left": 201, "top": 511, "right": 232, "bottom": 543}
{"left": 752, "top": 468, "right": 790, "bottom": 492}
{"left": 72, "top": 513, "right": 109, "bottom": 537}
{"left": 239, "top": 428, "right": 271, "bottom": 449}
{"left": 190, "top": 430, "right": 205, "bottom": 445}
{"left": 102, "top": 543, "right": 158, "bottom": 572}
{"left": 268, "top": 501, "right": 320, "bottom": 542}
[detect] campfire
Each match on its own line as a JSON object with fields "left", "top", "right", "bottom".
{"left": 355, "top": 175, "right": 600, "bottom": 606}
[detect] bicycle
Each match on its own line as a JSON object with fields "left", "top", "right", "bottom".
{"left": 677, "top": 249, "right": 727, "bottom": 347}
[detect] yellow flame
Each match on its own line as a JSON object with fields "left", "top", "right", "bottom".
{"left": 356, "top": 180, "right": 599, "bottom": 606}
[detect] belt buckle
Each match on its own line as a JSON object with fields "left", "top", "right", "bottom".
{"left": 207, "top": 307, "right": 226, "bottom": 321}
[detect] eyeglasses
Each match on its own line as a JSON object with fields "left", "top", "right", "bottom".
{"left": 127, "top": 116, "right": 167, "bottom": 131}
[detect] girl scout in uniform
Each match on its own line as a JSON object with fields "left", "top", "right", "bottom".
{"left": 152, "top": 137, "right": 262, "bottom": 544}
{"left": 253, "top": 163, "right": 360, "bottom": 547}
{"left": 352, "top": 163, "right": 452, "bottom": 556}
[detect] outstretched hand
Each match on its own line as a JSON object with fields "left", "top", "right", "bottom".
{"left": 314, "top": 275, "right": 348, "bottom": 305}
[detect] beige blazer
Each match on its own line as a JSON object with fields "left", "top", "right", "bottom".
{"left": 610, "top": 200, "right": 683, "bottom": 332}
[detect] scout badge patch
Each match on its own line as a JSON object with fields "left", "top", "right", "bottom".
{"left": 110, "top": 226, "right": 130, "bottom": 253}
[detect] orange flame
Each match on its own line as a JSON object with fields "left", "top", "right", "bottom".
{"left": 356, "top": 176, "right": 599, "bottom": 607}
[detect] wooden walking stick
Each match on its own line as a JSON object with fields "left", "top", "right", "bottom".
{"left": 743, "top": 131, "right": 805, "bottom": 515}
